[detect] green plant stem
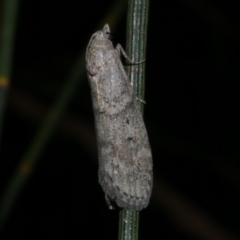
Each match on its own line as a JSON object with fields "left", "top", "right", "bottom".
{"left": 118, "top": 0, "right": 149, "bottom": 240}
{"left": 126, "top": 0, "right": 149, "bottom": 112}
{"left": 0, "top": 0, "right": 19, "bottom": 149}
{"left": 118, "top": 210, "right": 139, "bottom": 240}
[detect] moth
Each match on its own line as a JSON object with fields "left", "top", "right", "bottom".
{"left": 86, "top": 24, "right": 153, "bottom": 210}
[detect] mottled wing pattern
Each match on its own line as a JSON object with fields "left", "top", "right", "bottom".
{"left": 98, "top": 104, "right": 152, "bottom": 210}
{"left": 86, "top": 24, "right": 153, "bottom": 210}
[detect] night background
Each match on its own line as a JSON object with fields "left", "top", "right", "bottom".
{"left": 0, "top": 0, "right": 240, "bottom": 239}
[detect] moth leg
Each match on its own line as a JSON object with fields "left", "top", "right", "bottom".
{"left": 105, "top": 194, "right": 115, "bottom": 210}
{"left": 115, "top": 44, "right": 145, "bottom": 64}
{"left": 114, "top": 44, "right": 144, "bottom": 98}
{"left": 136, "top": 97, "right": 146, "bottom": 104}
{"left": 115, "top": 44, "right": 146, "bottom": 104}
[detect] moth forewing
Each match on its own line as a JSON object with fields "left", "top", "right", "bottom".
{"left": 86, "top": 24, "right": 153, "bottom": 210}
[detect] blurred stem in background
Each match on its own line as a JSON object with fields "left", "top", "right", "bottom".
{"left": 118, "top": 0, "right": 149, "bottom": 239}
{"left": 0, "top": 0, "right": 127, "bottom": 233}
{"left": 0, "top": 0, "right": 19, "bottom": 150}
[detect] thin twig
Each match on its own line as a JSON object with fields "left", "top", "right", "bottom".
{"left": 118, "top": 0, "right": 149, "bottom": 239}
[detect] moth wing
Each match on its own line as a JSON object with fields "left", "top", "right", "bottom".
{"left": 98, "top": 108, "right": 152, "bottom": 210}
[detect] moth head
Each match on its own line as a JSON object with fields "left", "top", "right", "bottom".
{"left": 103, "top": 24, "right": 112, "bottom": 40}
{"left": 92, "top": 24, "right": 111, "bottom": 41}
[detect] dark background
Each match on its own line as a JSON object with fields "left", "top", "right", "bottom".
{"left": 0, "top": 0, "right": 240, "bottom": 239}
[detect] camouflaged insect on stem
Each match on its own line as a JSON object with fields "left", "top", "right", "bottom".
{"left": 86, "top": 24, "right": 153, "bottom": 211}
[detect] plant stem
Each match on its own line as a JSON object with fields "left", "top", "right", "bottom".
{"left": 118, "top": 0, "right": 149, "bottom": 239}
{"left": 126, "top": 0, "right": 149, "bottom": 112}
{"left": 118, "top": 210, "right": 139, "bottom": 240}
